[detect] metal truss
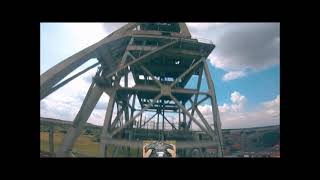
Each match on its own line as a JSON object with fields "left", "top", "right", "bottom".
{"left": 40, "top": 23, "right": 223, "bottom": 157}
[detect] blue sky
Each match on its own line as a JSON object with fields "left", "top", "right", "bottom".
{"left": 185, "top": 62, "right": 279, "bottom": 111}
{"left": 40, "top": 23, "right": 280, "bottom": 129}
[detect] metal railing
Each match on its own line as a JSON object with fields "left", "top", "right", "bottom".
{"left": 194, "top": 37, "right": 213, "bottom": 44}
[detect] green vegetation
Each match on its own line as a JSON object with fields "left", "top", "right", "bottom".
{"left": 261, "top": 132, "right": 279, "bottom": 147}
{"left": 41, "top": 123, "right": 280, "bottom": 157}
{"left": 40, "top": 132, "right": 100, "bottom": 156}
{"left": 40, "top": 131, "right": 141, "bottom": 157}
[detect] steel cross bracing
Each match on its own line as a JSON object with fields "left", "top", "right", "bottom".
{"left": 40, "top": 23, "right": 223, "bottom": 157}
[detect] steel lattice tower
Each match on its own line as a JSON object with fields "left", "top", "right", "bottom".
{"left": 40, "top": 23, "right": 224, "bottom": 157}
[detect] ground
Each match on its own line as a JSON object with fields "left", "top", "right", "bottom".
{"left": 40, "top": 132, "right": 139, "bottom": 157}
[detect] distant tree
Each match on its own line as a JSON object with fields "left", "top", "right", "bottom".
{"left": 261, "top": 132, "right": 279, "bottom": 147}
{"left": 234, "top": 143, "right": 241, "bottom": 149}
{"left": 59, "top": 129, "right": 67, "bottom": 134}
{"left": 84, "top": 128, "right": 93, "bottom": 135}
{"left": 40, "top": 125, "right": 49, "bottom": 132}
{"left": 224, "top": 140, "right": 232, "bottom": 146}
{"left": 179, "top": 122, "right": 187, "bottom": 129}
{"left": 93, "top": 134, "right": 100, "bottom": 142}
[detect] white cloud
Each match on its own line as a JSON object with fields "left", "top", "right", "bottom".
{"left": 263, "top": 95, "right": 280, "bottom": 108}
{"left": 211, "top": 23, "right": 279, "bottom": 70}
{"left": 222, "top": 71, "right": 247, "bottom": 81}
{"left": 62, "top": 23, "right": 109, "bottom": 56}
{"left": 41, "top": 23, "right": 279, "bottom": 129}
{"left": 119, "top": 72, "right": 136, "bottom": 87}
{"left": 87, "top": 109, "right": 106, "bottom": 126}
{"left": 40, "top": 97, "right": 79, "bottom": 121}
{"left": 219, "top": 103, "right": 230, "bottom": 113}
{"left": 197, "top": 104, "right": 212, "bottom": 116}
{"left": 94, "top": 93, "right": 110, "bottom": 110}
{"left": 192, "top": 92, "right": 279, "bottom": 129}
{"left": 40, "top": 23, "right": 130, "bottom": 126}
{"left": 102, "top": 23, "right": 127, "bottom": 34}
{"left": 189, "top": 23, "right": 280, "bottom": 81}
{"left": 262, "top": 95, "right": 280, "bottom": 117}
{"left": 186, "top": 23, "right": 225, "bottom": 36}
{"left": 228, "top": 91, "right": 247, "bottom": 112}
{"left": 41, "top": 68, "right": 136, "bottom": 127}
{"left": 41, "top": 83, "right": 112, "bottom": 126}
{"left": 230, "top": 91, "right": 246, "bottom": 104}
{"left": 220, "top": 94, "right": 279, "bottom": 129}
{"left": 41, "top": 63, "right": 107, "bottom": 124}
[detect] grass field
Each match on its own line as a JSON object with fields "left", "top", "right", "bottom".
{"left": 40, "top": 132, "right": 140, "bottom": 157}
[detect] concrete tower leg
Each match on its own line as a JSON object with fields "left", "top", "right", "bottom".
{"left": 56, "top": 83, "right": 103, "bottom": 157}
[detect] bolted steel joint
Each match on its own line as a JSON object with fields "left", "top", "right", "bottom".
{"left": 161, "top": 85, "right": 171, "bottom": 96}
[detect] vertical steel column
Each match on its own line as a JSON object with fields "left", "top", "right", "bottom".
{"left": 112, "top": 146, "right": 119, "bottom": 157}
{"left": 183, "top": 105, "right": 186, "bottom": 130}
{"left": 48, "top": 125, "right": 54, "bottom": 155}
{"left": 130, "top": 94, "right": 136, "bottom": 126}
{"left": 203, "top": 61, "right": 223, "bottom": 157}
{"left": 57, "top": 83, "right": 103, "bottom": 157}
{"left": 111, "top": 106, "right": 124, "bottom": 129}
{"left": 170, "top": 94, "right": 212, "bottom": 136}
{"left": 124, "top": 73, "right": 130, "bottom": 127}
{"left": 178, "top": 108, "right": 181, "bottom": 130}
{"left": 157, "top": 113, "right": 159, "bottom": 130}
{"left": 139, "top": 113, "right": 143, "bottom": 128}
{"left": 188, "top": 65, "right": 203, "bottom": 129}
{"left": 100, "top": 90, "right": 116, "bottom": 157}
{"left": 162, "top": 108, "right": 165, "bottom": 131}
{"left": 111, "top": 94, "right": 162, "bottom": 136}
{"left": 162, "top": 107, "right": 165, "bottom": 140}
